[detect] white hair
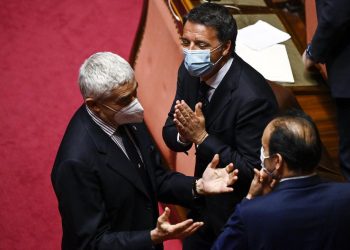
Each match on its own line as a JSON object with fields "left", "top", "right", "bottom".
{"left": 78, "top": 52, "right": 134, "bottom": 99}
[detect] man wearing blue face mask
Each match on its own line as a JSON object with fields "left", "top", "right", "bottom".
{"left": 162, "top": 3, "right": 279, "bottom": 249}
{"left": 51, "top": 52, "right": 240, "bottom": 250}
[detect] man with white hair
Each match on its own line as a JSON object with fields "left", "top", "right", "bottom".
{"left": 51, "top": 52, "right": 238, "bottom": 250}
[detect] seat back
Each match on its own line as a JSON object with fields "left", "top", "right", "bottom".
{"left": 269, "top": 82, "right": 345, "bottom": 181}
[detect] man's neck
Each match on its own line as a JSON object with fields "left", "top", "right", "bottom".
{"left": 202, "top": 55, "right": 231, "bottom": 82}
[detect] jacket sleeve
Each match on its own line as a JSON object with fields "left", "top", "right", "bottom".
{"left": 52, "top": 160, "right": 155, "bottom": 250}
{"left": 196, "top": 98, "right": 275, "bottom": 188}
{"left": 146, "top": 127, "right": 195, "bottom": 208}
{"left": 162, "top": 65, "right": 193, "bottom": 153}
{"left": 211, "top": 203, "right": 248, "bottom": 250}
{"left": 311, "top": 0, "right": 350, "bottom": 63}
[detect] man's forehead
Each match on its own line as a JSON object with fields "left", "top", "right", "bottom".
{"left": 106, "top": 80, "right": 136, "bottom": 98}
{"left": 263, "top": 123, "right": 274, "bottom": 142}
{"left": 182, "top": 21, "right": 218, "bottom": 39}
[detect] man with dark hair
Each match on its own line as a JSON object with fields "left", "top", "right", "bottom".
{"left": 162, "top": 3, "right": 278, "bottom": 249}
{"left": 212, "top": 110, "right": 350, "bottom": 250}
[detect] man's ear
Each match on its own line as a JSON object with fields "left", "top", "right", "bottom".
{"left": 85, "top": 97, "right": 100, "bottom": 113}
{"left": 222, "top": 40, "right": 232, "bottom": 56}
{"left": 274, "top": 153, "right": 283, "bottom": 171}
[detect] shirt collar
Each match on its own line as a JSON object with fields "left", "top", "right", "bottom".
{"left": 279, "top": 172, "right": 317, "bottom": 182}
{"left": 86, "top": 105, "right": 117, "bottom": 137}
{"left": 203, "top": 57, "right": 234, "bottom": 90}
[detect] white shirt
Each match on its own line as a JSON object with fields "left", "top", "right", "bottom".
{"left": 279, "top": 172, "right": 317, "bottom": 182}
{"left": 201, "top": 57, "right": 234, "bottom": 101}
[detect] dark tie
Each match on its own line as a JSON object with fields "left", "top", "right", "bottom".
{"left": 118, "top": 125, "right": 154, "bottom": 191}
{"left": 198, "top": 81, "right": 211, "bottom": 115}
{"left": 118, "top": 126, "right": 156, "bottom": 218}
{"left": 118, "top": 125, "right": 144, "bottom": 169}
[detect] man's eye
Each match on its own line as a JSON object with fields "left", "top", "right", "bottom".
{"left": 116, "top": 97, "right": 131, "bottom": 106}
{"left": 180, "top": 39, "right": 190, "bottom": 47}
{"left": 198, "top": 43, "right": 209, "bottom": 49}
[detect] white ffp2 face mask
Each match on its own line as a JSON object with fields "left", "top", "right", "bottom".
{"left": 260, "top": 146, "right": 276, "bottom": 178}
{"left": 113, "top": 98, "right": 144, "bottom": 125}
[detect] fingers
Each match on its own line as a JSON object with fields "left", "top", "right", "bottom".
{"left": 225, "top": 162, "right": 234, "bottom": 173}
{"left": 158, "top": 207, "right": 171, "bottom": 223}
{"left": 253, "top": 168, "right": 262, "bottom": 182}
{"left": 270, "top": 179, "right": 278, "bottom": 189}
{"left": 174, "top": 102, "right": 193, "bottom": 127}
{"left": 227, "top": 168, "right": 239, "bottom": 186}
{"left": 195, "top": 102, "right": 204, "bottom": 118}
{"left": 209, "top": 154, "right": 220, "bottom": 169}
{"left": 184, "top": 222, "right": 203, "bottom": 236}
{"left": 169, "top": 219, "right": 204, "bottom": 239}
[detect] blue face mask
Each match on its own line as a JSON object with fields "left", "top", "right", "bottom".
{"left": 183, "top": 44, "right": 223, "bottom": 77}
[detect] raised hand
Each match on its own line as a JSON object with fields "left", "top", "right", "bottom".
{"left": 150, "top": 207, "right": 204, "bottom": 244}
{"left": 246, "top": 168, "right": 277, "bottom": 200}
{"left": 196, "top": 154, "right": 239, "bottom": 195}
{"left": 173, "top": 100, "right": 208, "bottom": 144}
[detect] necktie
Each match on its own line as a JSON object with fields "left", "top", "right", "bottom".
{"left": 118, "top": 125, "right": 143, "bottom": 168}
{"left": 118, "top": 126, "right": 156, "bottom": 217}
{"left": 118, "top": 125, "right": 154, "bottom": 193}
{"left": 198, "top": 81, "right": 211, "bottom": 115}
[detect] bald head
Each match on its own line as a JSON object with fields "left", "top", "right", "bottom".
{"left": 264, "top": 110, "right": 322, "bottom": 174}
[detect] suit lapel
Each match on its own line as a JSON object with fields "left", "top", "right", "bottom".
{"left": 105, "top": 143, "right": 151, "bottom": 199}
{"left": 80, "top": 107, "right": 151, "bottom": 199}
{"left": 205, "top": 56, "right": 241, "bottom": 127}
{"left": 125, "top": 124, "right": 157, "bottom": 195}
{"left": 188, "top": 77, "right": 201, "bottom": 110}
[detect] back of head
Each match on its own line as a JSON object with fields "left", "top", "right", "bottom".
{"left": 184, "top": 3, "right": 237, "bottom": 52}
{"left": 78, "top": 52, "right": 134, "bottom": 100}
{"left": 268, "top": 110, "right": 322, "bottom": 173}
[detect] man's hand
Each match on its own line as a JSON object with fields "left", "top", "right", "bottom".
{"left": 173, "top": 100, "right": 208, "bottom": 145}
{"left": 302, "top": 49, "right": 318, "bottom": 72}
{"left": 246, "top": 168, "right": 277, "bottom": 200}
{"left": 150, "top": 207, "right": 203, "bottom": 244}
{"left": 196, "top": 154, "right": 239, "bottom": 195}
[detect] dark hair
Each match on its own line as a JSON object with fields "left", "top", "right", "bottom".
{"left": 268, "top": 109, "right": 322, "bottom": 173}
{"left": 183, "top": 3, "right": 237, "bottom": 52}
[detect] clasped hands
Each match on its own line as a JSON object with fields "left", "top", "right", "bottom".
{"left": 151, "top": 154, "right": 239, "bottom": 244}
{"left": 173, "top": 100, "right": 208, "bottom": 145}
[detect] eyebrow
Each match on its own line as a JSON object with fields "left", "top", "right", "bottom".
{"left": 115, "top": 82, "right": 138, "bottom": 101}
{"left": 180, "top": 36, "right": 210, "bottom": 44}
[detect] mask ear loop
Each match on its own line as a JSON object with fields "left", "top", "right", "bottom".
{"left": 210, "top": 43, "right": 223, "bottom": 53}
{"left": 210, "top": 44, "right": 225, "bottom": 66}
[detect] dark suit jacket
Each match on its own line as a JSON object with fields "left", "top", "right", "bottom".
{"left": 162, "top": 54, "right": 278, "bottom": 236}
{"left": 311, "top": 0, "right": 350, "bottom": 98}
{"left": 212, "top": 175, "right": 350, "bottom": 250}
{"left": 51, "top": 105, "right": 194, "bottom": 250}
